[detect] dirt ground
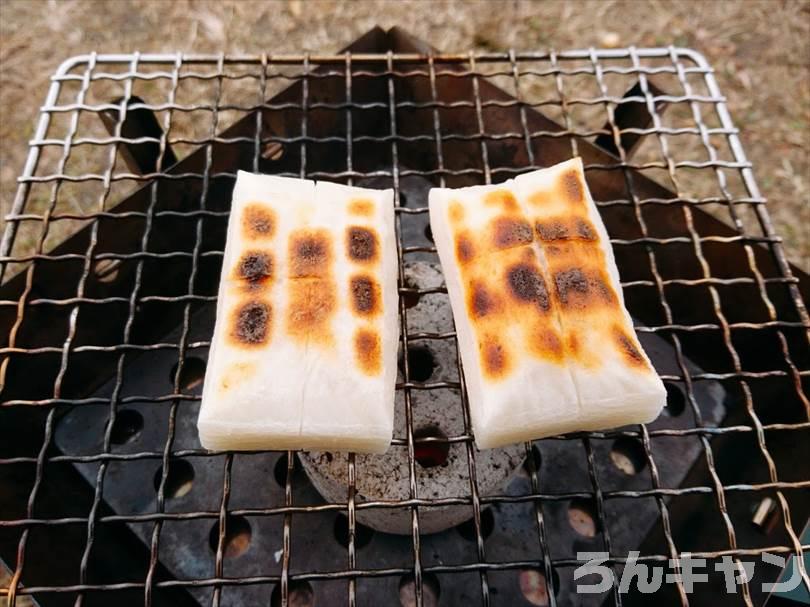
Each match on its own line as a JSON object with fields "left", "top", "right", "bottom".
{"left": 1, "top": 0, "right": 808, "bottom": 272}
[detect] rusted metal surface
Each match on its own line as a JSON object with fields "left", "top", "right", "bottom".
{"left": 594, "top": 80, "right": 668, "bottom": 157}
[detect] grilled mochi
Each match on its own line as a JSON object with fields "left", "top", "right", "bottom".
{"left": 429, "top": 158, "right": 665, "bottom": 449}
{"left": 198, "top": 172, "right": 398, "bottom": 453}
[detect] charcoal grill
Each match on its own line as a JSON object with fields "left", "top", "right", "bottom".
{"left": 1, "top": 26, "right": 809, "bottom": 607}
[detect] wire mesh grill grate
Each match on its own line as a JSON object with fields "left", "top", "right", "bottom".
{"left": 1, "top": 35, "right": 809, "bottom": 607}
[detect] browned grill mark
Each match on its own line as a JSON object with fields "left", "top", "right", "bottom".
{"left": 289, "top": 229, "right": 332, "bottom": 277}
{"left": 543, "top": 243, "right": 568, "bottom": 258}
{"left": 576, "top": 218, "right": 597, "bottom": 240}
{"left": 455, "top": 233, "right": 475, "bottom": 264}
{"left": 236, "top": 251, "right": 274, "bottom": 286}
{"left": 535, "top": 217, "right": 597, "bottom": 242}
{"left": 528, "top": 189, "right": 550, "bottom": 207}
{"left": 220, "top": 362, "right": 257, "bottom": 391}
{"left": 592, "top": 273, "right": 615, "bottom": 304}
{"left": 242, "top": 203, "right": 276, "bottom": 239}
{"left": 350, "top": 274, "right": 380, "bottom": 316}
{"left": 449, "top": 201, "right": 465, "bottom": 223}
{"left": 287, "top": 279, "right": 336, "bottom": 345}
{"left": 354, "top": 327, "right": 382, "bottom": 376}
{"left": 349, "top": 198, "right": 375, "bottom": 216}
{"left": 564, "top": 329, "right": 600, "bottom": 368}
{"left": 567, "top": 331, "right": 581, "bottom": 359}
{"left": 614, "top": 326, "right": 647, "bottom": 368}
{"left": 468, "top": 281, "right": 500, "bottom": 318}
{"left": 528, "top": 325, "right": 564, "bottom": 363}
{"left": 480, "top": 336, "right": 511, "bottom": 380}
{"left": 229, "top": 300, "right": 271, "bottom": 347}
{"left": 553, "top": 268, "right": 615, "bottom": 309}
{"left": 535, "top": 220, "right": 568, "bottom": 241}
{"left": 519, "top": 246, "right": 536, "bottom": 262}
{"left": 561, "top": 168, "right": 585, "bottom": 204}
{"left": 492, "top": 216, "right": 533, "bottom": 249}
{"left": 346, "top": 226, "right": 378, "bottom": 263}
{"left": 506, "top": 262, "right": 550, "bottom": 311}
{"left": 555, "top": 268, "right": 589, "bottom": 301}
{"left": 484, "top": 189, "right": 519, "bottom": 212}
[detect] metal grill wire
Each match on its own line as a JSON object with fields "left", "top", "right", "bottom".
{"left": 0, "top": 47, "right": 809, "bottom": 607}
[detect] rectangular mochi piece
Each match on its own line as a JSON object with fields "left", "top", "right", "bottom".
{"left": 514, "top": 158, "right": 665, "bottom": 430}
{"left": 197, "top": 172, "right": 398, "bottom": 453}
{"left": 429, "top": 158, "right": 665, "bottom": 449}
{"left": 429, "top": 181, "right": 581, "bottom": 449}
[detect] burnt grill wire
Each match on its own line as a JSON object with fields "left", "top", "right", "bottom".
{"left": 0, "top": 46, "right": 808, "bottom": 607}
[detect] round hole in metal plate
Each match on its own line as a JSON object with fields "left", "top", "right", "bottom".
{"left": 273, "top": 453, "right": 304, "bottom": 488}
{"left": 262, "top": 141, "right": 284, "bottom": 161}
{"left": 424, "top": 223, "right": 434, "bottom": 243}
{"left": 169, "top": 356, "right": 206, "bottom": 391}
{"left": 663, "top": 381, "right": 686, "bottom": 417}
{"left": 455, "top": 506, "right": 495, "bottom": 542}
{"left": 518, "top": 566, "right": 559, "bottom": 606}
{"left": 567, "top": 497, "right": 599, "bottom": 538}
{"left": 413, "top": 426, "right": 450, "bottom": 468}
{"left": 610, "top": 437, "right": 647, "bottom": 475}
{"left": 208, "top": 514, "right": 251, "bottom": 558}
{"left": 153, "top": 458, "right": 195, "bottom": 499}
{"left": 93, "top": 258, "right": 122, "bottom": 283}
{"left": 402, "top": 289, "right": 421, "bottom": 309}
{"left": 398, "top": 571, "right": 440, "bottom": 607}
{"left": 271, "top": 580, "right": 314, "bottom": 607}
{"left": 109, "top": 409, "right": 143, "bottom": 444}
{"left": 400, "top": 345, "right": 435, "bottom": 382}
{"left": 333, "top": 513, "right": 374, "bottom": 550}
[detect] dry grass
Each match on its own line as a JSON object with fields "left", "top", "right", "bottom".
{"left": 1, "top": 0, "right": 808, "bottom": 271}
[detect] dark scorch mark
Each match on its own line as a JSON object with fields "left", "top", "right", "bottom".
{"left": 237, "top": 251, "right": 273, "bottom": 284}
{"left": 535, "top": 218, "right": 596, "bottom": 242}
{"left": 231, "top": 300, "right": 271, "bottom": 346}
{"left": 350, "top": 275, "right": 379, "bottom": 316}
{"left": 469, "top": 282, "right": 499, "bottom": 318}
{"left": 492, "top": 216, "right": 533, "bottom": 249}
{"left": 347, "top": 226, "right": 378, "bottom": 263}
{"left": 506, "top": 263, "right": 550, "bottom": 311}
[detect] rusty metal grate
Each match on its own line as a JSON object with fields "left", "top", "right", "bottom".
{"left": 1, "top": 26, "right": 809, "bottom": 607}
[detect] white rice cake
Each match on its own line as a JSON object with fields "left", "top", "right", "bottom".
{"left": 198, "top": 172, "right": 398, "bottom": 453}
{"left": 429, "top": 158, "right": 665, "bottom": 449}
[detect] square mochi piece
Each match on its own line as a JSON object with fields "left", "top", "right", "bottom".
{"left": 198, "top": 172, "right": 398, "bottom": 453}
{"left": 429, "top": 158, "right": 665, "bottom": 449}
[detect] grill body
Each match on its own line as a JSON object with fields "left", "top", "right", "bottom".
{"left": 1, "top": 26, "right": 808, "bottom": 607}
